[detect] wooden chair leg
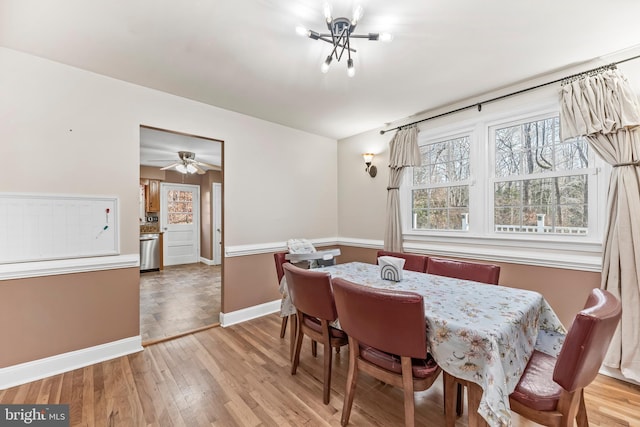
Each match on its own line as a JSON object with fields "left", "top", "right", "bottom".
{"left": 323, "top": 338, "right": 333, "bottom": 404}
{"left": 576, "top": 389, "right": 588, "bottom": 427}
{"left": 291, "top": 321, "right": 304, "bottom": 375}
{"left": 289, "top": 314, "right": 297, "bottom": 361}
{"left": 341, "top": 338, "right": 359, "bottom": 426}
{"left": 401, "top": 356, "right": 416, "bottom": 427}
{"left": 558, "top": 391, "right": 582, "bottom": 427}
{"left": 279, "top": 315, "right": 288, "bottom": 338}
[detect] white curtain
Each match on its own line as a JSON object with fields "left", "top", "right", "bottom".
{"left": 560, "top": 67, "right": 640, "bottom": 382}
{"left": 384, "top": 126, "right": 421, "bottom": 252}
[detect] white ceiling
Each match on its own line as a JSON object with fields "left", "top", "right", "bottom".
{"left": 139, "top": 127, "right": 222, "bottom": 169}
{"left": 3, "top": 0, "right": 640, "bottom": 148}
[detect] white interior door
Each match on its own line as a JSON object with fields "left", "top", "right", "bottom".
{"left": 212, "top": 182, "right": 222, "bottom": 265}
{"left": 161, "top": 183, "right": 200, "bottom": 266}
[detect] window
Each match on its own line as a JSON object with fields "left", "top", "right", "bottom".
{"left": 167, "top": 190, "right": 194, "bottom": 225}
{"left": 492, "top": 115, "right": 590, "bottom": 235}
{"left": 402, "top": 106, "right": 604, "bottom": 270}
{"left": 411, "top": 135, "right": 471, "bottom": 231}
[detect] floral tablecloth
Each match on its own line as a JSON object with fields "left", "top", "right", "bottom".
{"left": 280, "top": 262, "right": 566, "bottom": 427}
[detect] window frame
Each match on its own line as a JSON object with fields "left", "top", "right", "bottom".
{"left": 400, "top": 103, "right": 607, "bottom": 271}
{"left": 409, "top": 130, "right": 474, "bottom": 232}
{"left": 487, "top": 111, "right": 599, "bottom": 238}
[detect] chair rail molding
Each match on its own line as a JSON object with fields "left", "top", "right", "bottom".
{"left": 0, "top": 254, "right": 139, "bottom": 281}
{"left": 225, "top": 238, "right": 340, "bottom": 257}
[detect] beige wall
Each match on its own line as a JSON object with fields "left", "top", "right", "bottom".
{"left": 200, "top": 170, "right": 223, "bottom": 261}
{"left": 0, "top": 268, "right": 139, "bottom": 367}
{"left": 0, "top": 47, "right": 337, "bottom": 367}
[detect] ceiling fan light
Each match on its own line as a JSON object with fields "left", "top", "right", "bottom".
{"left": 186, "top": 164, "right": 197, "bottom": 174}
{"left": 176, "top": 164, "right": 187, "bottom": 174}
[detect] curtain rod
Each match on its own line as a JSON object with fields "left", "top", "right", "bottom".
{"left": 379, "top": 53, "right": 640, "bottom": 135}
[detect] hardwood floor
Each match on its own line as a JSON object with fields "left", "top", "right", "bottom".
{"left": 140, "top": 263, "right": 221, "bottom": 343}
{"left": 1, "top": 313, "right": 639, "bottom": 426}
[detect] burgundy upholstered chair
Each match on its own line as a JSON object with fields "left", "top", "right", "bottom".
{"left": 444, "top": 288, "right": 622, "bottom": 427}
{"left": 332, "top": 277, "right": 441, "bottom": 427}
{"left": 283, "top": 263, "right": 348, "bottom": 405}
{"left": 273, "top": 251, "right": 290, "bottom": 338}
{"left": 426, "top": 256, "right": 500, "bottom": 285}
{"left": 376, "top": 250, "right": 429, "bottom": 273}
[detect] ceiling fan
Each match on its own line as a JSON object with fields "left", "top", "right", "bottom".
{"left": 160, "top": 151, "right": 220, "bottom": 174}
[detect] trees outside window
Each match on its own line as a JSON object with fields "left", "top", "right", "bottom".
{"left": 411, "top": 136, "right": 470, "bottom": 231}
{"left": 492, "top": 116, "right": 589, "bottom": 235}
{"left": 405, "top": 111, "right": 597, "bottom": 239}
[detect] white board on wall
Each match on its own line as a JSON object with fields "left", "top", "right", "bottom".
{"left": 0, "top": 193, "right": 119, "bottom": 264}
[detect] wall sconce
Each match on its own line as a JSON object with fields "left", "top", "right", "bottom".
{"left": 363, "top": 153, "right": 377, "bottom": 177}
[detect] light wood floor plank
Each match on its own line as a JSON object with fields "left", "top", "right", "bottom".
{"left": 1, "top": 313, "right": 639, "bottom": 426}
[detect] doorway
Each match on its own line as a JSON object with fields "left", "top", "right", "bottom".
{"left": 139, "top": 125, "right": 223, "bottom": 344}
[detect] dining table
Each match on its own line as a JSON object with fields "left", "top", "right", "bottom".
{"left": 279, "top": 261, "right": 567, "bottom": 427}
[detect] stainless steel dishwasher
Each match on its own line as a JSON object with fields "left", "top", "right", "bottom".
{"left": 140, "top": 233, "right": 160, "bottom": 272}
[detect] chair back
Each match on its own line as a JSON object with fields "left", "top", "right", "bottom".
{"left": 426, "top": 257, "right": 500, "bottom": 285}
{"left": 283, "top": 263, "right": 338, "bottom": 321}
{"left": 332, "top": 277, "right": 427, "bottom": 359}
{"left": 274, "top": 251, "right": 289, "bottom": 283}
{"left": 376, "top": 250, "right": 429, "bottom": 273}
{"left": 553, "top": 288, "right": 622, "bottom": 392}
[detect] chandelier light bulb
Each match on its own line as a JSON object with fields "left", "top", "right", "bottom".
{"left": 351, "top": 5, "right": 364, "bottom": 25}
{"left": 347, "top": 58, "right": 355, "bottom": 77}
{"left": 300, "top": 5, "right": 385, "bottom": 78}
{"left": 323, "top": 3, "right": 332, "bottom": 22}
{"left": 295, "top": 26, "right": 309, "bottom": 37}
{"left": 379, "top": 32, "right": 393, "bottom": 42}
{"left": 321, "top": 55, "right": 332, "bottom": 73}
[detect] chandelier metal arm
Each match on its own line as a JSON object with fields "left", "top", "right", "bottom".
{"left": 313, "top": 34, "right": 357, "bottom": 53}
{"left": 299, "top": 7, "right": 391, "bottom": 76}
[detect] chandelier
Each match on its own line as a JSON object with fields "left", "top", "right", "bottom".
{"left": 296, "top": 4, "right": 391, "bottom": 77}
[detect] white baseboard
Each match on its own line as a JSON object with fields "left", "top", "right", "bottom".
{"left": 599, "top": 365, "right": 640, "bottom": 385}
{"left": 0, "top": 336, "right": 143, "bottom": 390}
{"left": 199, "top": 257, "right": 220, "bottom": 266}
{"left": 220, "top": 300, "right": 280, "bottom": 327}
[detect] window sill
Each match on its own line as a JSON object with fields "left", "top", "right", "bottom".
{"left": 402, "top": 232, "right": 602, "bottom": 272}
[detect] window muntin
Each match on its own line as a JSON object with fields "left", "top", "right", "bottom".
{"left": 492, "top": 116, "right": 589, "bottom": 235}
{"left": 411, "top": 136, "right": 470, "bottom": 231}
{"left": 167, "top": 190, "right": 193, "bottom": 225}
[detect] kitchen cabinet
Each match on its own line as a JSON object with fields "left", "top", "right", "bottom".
{"left": 146, "top": 179, "right": 160, "bottom": 212}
